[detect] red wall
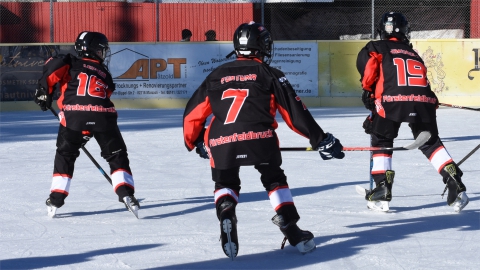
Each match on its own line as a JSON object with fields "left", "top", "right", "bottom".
{"left": 472, "top": 0, "right": 480, "bottom": 38}
{"left": 0, "top": 2, "right": 50, "bottom": 43}
{"left": 160, "top": 3, "right": 254, "bottom": 42}
{"left": 0, "top": 3, "right": 254, "bottom": 43}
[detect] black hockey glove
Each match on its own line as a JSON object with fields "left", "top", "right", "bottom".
{"left": 34, "top": 86, "right": 52, "bottom": 111}
{"left": 195, "top": 141, "right": 209, "bottom": 159}
{"left": 317, "top": 133, "right": 345, "bottom": 160}
{"left": 361, "top": 90, "right": 375, "bottom": 111}
{"left": 362, "top": 114, "right": 374, "bottom": 134}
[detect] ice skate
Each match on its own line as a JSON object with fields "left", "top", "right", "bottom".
{"left": 451, "top": 192, "right": 469, "bottom": 213}
{"left": 217, "top": 200, "right": 238, "bottom": 259}
{"left": 46, "top": 198, "right": 58, "bottom": 218}
{"left": 272, "top": 214, "right": 315, "bottom": 254}
{"left": 123, "top": 196, "right": 140, "bottom": 218}
{"left": 365, "top": 170, "right": 394, "bottom": 212}
{"left": 443, "top": 164, "right": 468, "bottom": 212}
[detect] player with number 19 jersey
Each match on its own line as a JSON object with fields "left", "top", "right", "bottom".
{"left": 356, "top": 38, "right": 438, "bottom": 123}
{"left": 183, "top": 58, "right": 327, "bottom": 170}
{"left": 38, "top": 53, "right": 117, "bottom": 132}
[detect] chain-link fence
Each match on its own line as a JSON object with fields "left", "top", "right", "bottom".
{"left": 0, "top": 0, "right": 478, "bottom": 43}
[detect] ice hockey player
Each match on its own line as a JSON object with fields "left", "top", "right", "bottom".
{"left": 356, "top": 12, "right": 468, "bottom": 212}
{"left": 34, "top": 31, "right": 140, "bottom": 218}
{"left": 183, "top": 21, "right": 345, "bottom": 259}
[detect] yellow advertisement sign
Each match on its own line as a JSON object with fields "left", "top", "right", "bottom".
{"left": 317, "top": 39, "right": 480, "bottom": 106}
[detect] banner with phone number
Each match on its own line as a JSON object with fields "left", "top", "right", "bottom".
{"left": 108, "top": 41, "right": 319, "bottom": 99}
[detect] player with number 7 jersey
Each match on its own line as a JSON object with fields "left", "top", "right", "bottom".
{"left": 183, "top": 50, "right": 328, "bottom": 170}
{"left": 183, "top": 22, "right": 345, "bottom": 259}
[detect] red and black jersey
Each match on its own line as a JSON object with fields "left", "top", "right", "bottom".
{"left": 183, "top": 58, "right": 326, "bottom": 169}
{"left": 356, "top": 38, "right": 438, "bottom": 123}
{"left": 38, "top": 54, "right": 117, "bottom": 132}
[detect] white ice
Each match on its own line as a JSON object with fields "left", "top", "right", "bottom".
{"left": 0, "top": 107, "right": 478, "bottom": 269}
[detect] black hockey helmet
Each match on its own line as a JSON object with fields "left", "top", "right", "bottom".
{"left": 231, "top": 21, "right": 273, "bottom": 65}
{"left": 377, "top": 12, "right": 410, "bottom": 42}
{"left": 74, "top": 31, "right": 110, "bottom": 63}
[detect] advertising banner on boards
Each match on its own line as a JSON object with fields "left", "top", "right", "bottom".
{"left": 108, "top": 42, "right": 319, "bottom": 99}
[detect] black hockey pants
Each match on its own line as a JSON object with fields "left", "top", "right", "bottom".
{"left": 49, "top": 125, "right": 134, "bottom": 207}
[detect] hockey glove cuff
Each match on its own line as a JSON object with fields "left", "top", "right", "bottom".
{"left": 34, "top": 86, "right": 52, "bottom": 111}
{"left": 195, "top": 141, "right": 210, "bottom": 159}
{"left": 317, "top": 133, "right": 345, "bottom": 160}
{"left": 361, "top": 90, "right": 375, "bottom": 111}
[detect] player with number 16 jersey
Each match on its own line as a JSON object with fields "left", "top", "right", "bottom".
{"left": 35, "top": 31, "right": 139, "bottom": 218}
{"left": 38, "top": 47, "right": 117, "bottom": 132}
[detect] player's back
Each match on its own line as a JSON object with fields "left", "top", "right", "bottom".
{"left": 205, "top": 59, "right": 276, "bottom": 129}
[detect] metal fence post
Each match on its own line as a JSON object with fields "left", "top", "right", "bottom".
{"left": 50, "top": 0, "right": 54, "bottom": 42}
{"left": 156, "top": 0, "right": 159, "bottom": 42}
{"left": 371, "top": 0, "right": 375, "bottom": 39}
{"left": 261, "top": 0, "right": 265, "bottom": 25}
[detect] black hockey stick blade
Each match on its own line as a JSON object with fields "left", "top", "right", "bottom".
{"left": 280, "top": 131, "right": 431, "bottom": 152}
{"left": 343, "top": 131, "right": 431, "bottom": 151}
{"left": 439, "top": 103, "right": 480, "bottom": 111}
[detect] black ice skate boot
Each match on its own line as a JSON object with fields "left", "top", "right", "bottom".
{"left": 217, "top": 200, "right": 238, "bottom": 259}
{"left": 442, "top": 163, "right": 469, "bottom": 212}
{"left": 271, "top": 214, "right": 315, "bottom": 254}
{"left": 46, "top": 192, "right": 66, "bottom": 218}
{"left": 365, "top": 170, "right": 394, "bottom": 212}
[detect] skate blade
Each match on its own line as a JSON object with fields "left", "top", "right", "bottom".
{"left": 47, "top": 205, "right": 57, "bottom": 218}
{"left": 222, "top": 218, "right": 238, "bottom": 260}
{"left": 296, "top": 238, "right": 316, "bottom": 254}
{"left": 367, "top": 201, "right": 389, "bottom": 212}
{"left": 123, "top": 197, "right": 139, "bottom": 219}
{"left": 453, "top": 192, "right": 469, "bottom": 213}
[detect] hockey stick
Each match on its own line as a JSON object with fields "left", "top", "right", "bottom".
{"left": 280, "top": 131, "right": 431, "bottom": 152}
{"left": 457, "top": 144, "right": 480, "bottom": 166}
{"left": 49, "top": 107, "right": 113, "bottom": 185}
{"left": 439, "top": 103, "right": 480, "bottom": 111}
{"left": 353, "top": 131, "right": 431, "bottom": 196}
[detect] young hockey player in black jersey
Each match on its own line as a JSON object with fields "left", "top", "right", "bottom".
{"left": 183, "top": 21, "right": 345, "bottom": 259}
{"left": 34, "top": 31, "right": 139, "bottom": 218}
{"left": 357, "top": 12, "right": 468, "bottom": 212}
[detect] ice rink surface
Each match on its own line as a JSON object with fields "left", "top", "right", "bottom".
{"left": 1, "top": 107, "right": 478, "bottom": 269}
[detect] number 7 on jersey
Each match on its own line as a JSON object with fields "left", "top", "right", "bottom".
{"left": 222, "top": 89, "right": 249, "bottom": 124}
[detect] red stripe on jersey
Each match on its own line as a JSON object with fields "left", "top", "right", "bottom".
{"left": 375, "top": 55, "right": 386, "bottom": 118}
{"left": 46, "top": 64, "right": 69, "bottom": 95}
{"left": 276, "top": 104, "right": 309, "bottom": 139}
{"left": 236, "top": 58, "right": 263, "bottom": 63}
{"left": 183, "top": 96, "right": 212, "bottom": 150}
{"left": 269, "top": 93, "right": 278, "bottom": 129}
{"left": 361, "top": 52, "right": 381, "bottom": 91}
